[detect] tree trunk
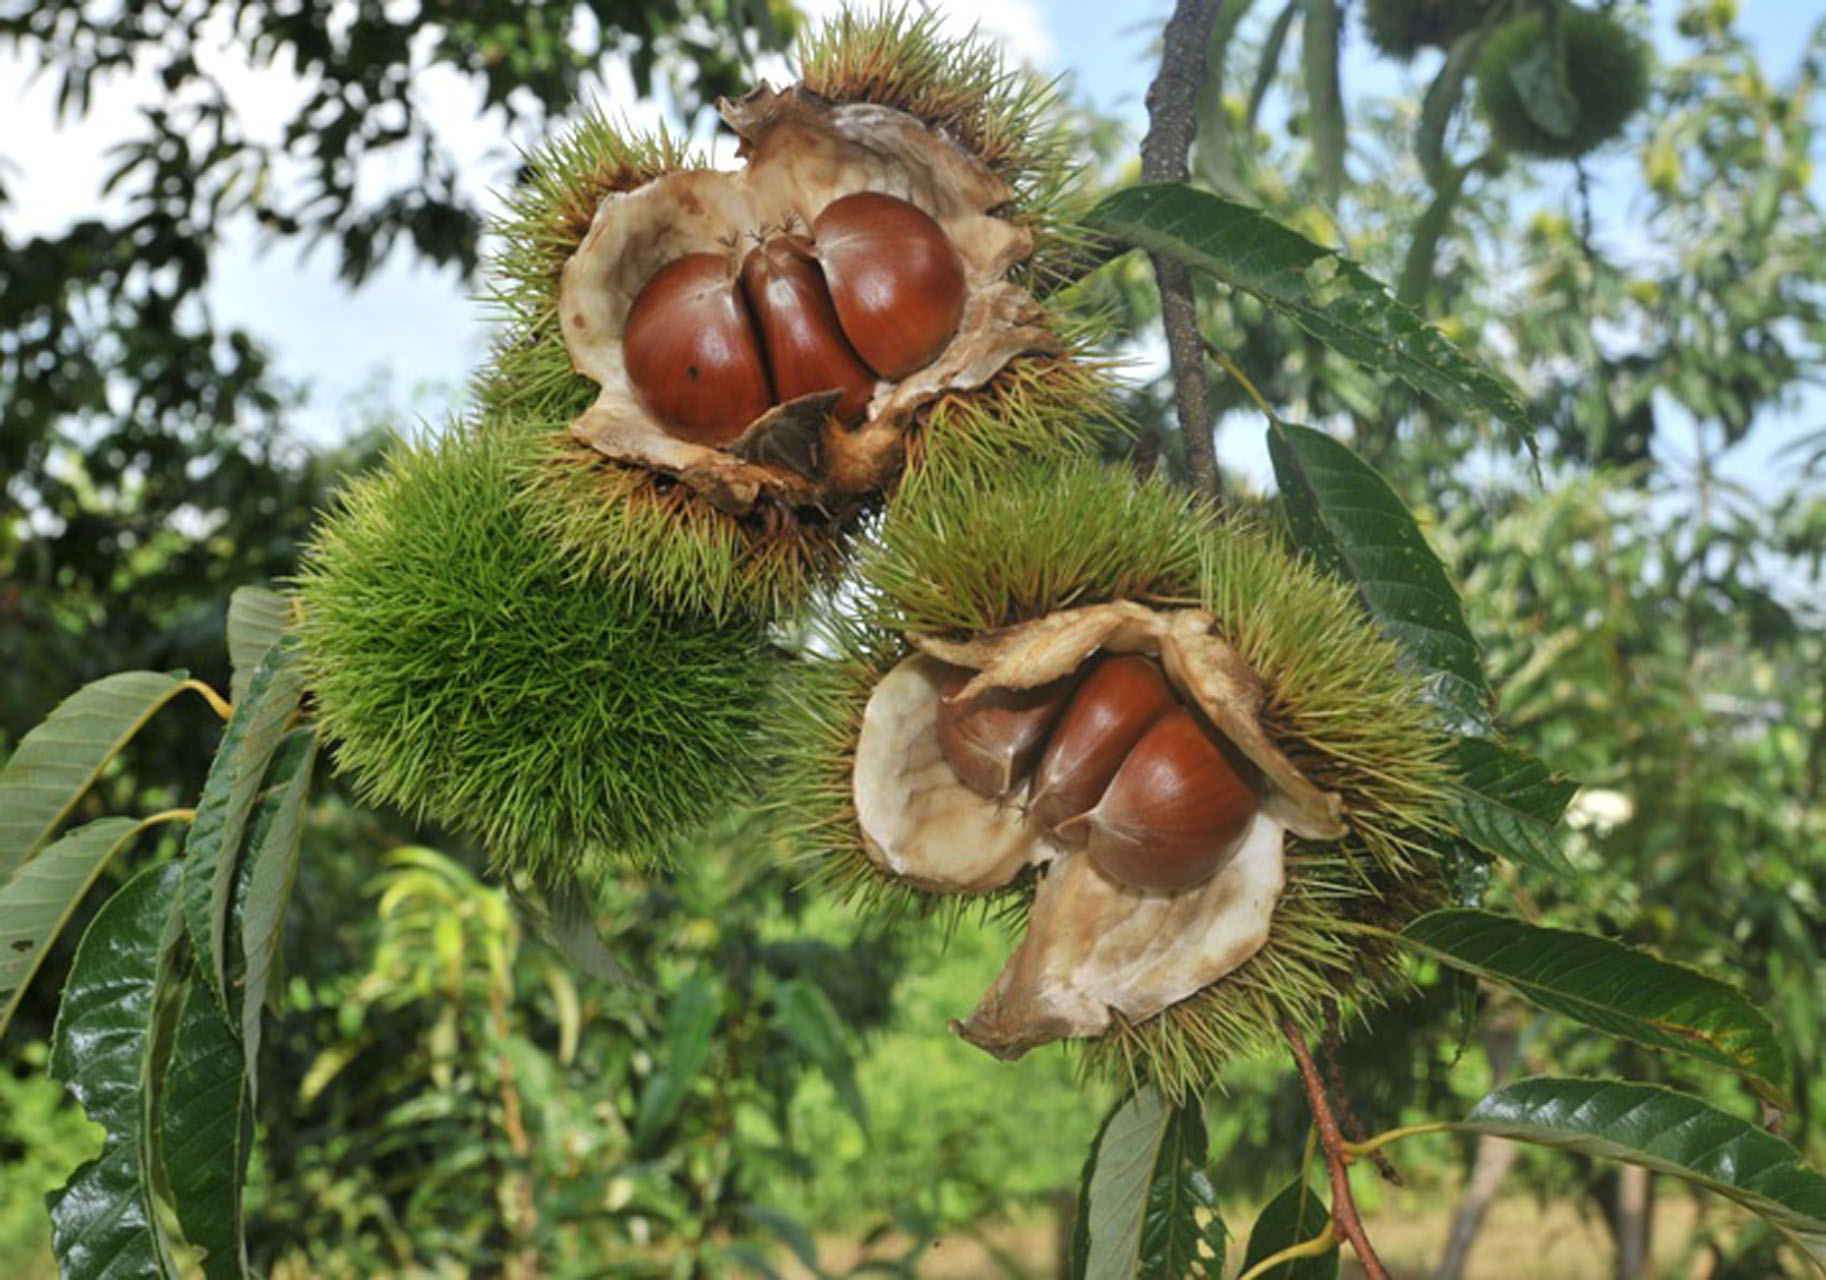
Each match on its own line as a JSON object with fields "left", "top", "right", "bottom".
{"left": 1612, "top": 1164, "right": 1654, "bottom": 1280}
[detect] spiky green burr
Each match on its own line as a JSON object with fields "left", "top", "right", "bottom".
{"left": 771, "top": 457, "right": 1453, "bottom": 1097}
{"left": 474, "top": 7, "right": 1118, "bottom": 623}
{"left": 1476, "top": 7, "right": 1650, "bottom": 159}
{"left": 296, "top": 421, "right": 772, "bottom": 880}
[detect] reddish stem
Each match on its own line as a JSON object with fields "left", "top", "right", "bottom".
{"left": 1282, "top": 1014, "right": 1392, "bottom": 1280}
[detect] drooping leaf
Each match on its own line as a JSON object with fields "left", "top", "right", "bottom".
{"left": 225, "top": 587, "right": 292, "bottom": 709}
{"left": 0, "top": 814, "right": 181, "bottom": 1042}
{"left": 1397, "top": 163, "right": 1469, "bottom": 307}
{"left": 1267, "top": 420, "right": 1493, "bottom": 735}
{"left": 159, "top": 979, "right": 251, "bottom": 1280}
{"left": 1090, "top": 183, "right": 1533, "bottom": 451}
{"left": 771, "top": 978, "right": 868, "bottom": 1135}
{"left": 1247, "top": 1, "right": 1302, "bottom": 133}
{"left": 47, "top": 863, "right": 186, "bottom": 1279}
{"left": 1240, "top": 1174, "right": 1337, "bottom": 1279}
{"left": 238, "top": 727, "right": 319, "bottom": 1092}
{"left": 1460, "top": 1078, "right": 1826, "bottom": 1262}
{"left": 1448, "top": 737, "right": 1578, "bottom": 876}
{"left": 181, "top": 639, "right": 306, "bottom": 1005}
{"left": 632, "top": 972, "right": 722, "bottom": 1153}
{"left": 1074, "top": 1088, "right": 1223, "bottom": 1280}
{"left": 0, "top": 670, "right": 191, "bottom": 883}
{"left": 1415, "top": 26, "right": 1491, "bottom": 185}
{"left": 1301, "top": 0, "right": 1344, "bottom": 205}
{"left": 1191, "top": 0, "right": 1258, "bottom": 189}
{"left": 1403, "top": 910, "right": 1791, "bottom": 1108}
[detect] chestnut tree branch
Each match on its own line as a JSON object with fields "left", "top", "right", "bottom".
{"left": 1282, "top": 1014, "right": 1393, "bottom": 1280}
{"left": 1140, "top": 0, "right": 1223, "bottom": 498}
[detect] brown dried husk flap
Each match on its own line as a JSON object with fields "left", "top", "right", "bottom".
{"left": 560, "top": 85, "right": 1061, "bottom": 517}
{"left": 849, "top": 601, "right": 1348, "bottom": 1055}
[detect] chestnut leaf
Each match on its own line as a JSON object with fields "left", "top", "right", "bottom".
{"left": 225, "top": 586, "right": 292, "bottom": 709}
{"left": 1239, "top": 1175, "right": 1337, "bottom": 1279}
{"left": 1073, "top": 1087, "right": 1225, "bottom": 1280}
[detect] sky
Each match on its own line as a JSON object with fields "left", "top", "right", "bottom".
{"left": 4, "top": 1, "right": 1823, "bottom": 493}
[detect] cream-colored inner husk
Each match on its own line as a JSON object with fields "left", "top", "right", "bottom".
{"left": 559, "top": 87, "right": 1060, "bottom": 515}
{"left": 849, "top": 601, "right": 1347, "bottom": 1056}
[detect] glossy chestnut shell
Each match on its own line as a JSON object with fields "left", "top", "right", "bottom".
{"left": 622, "top": 254, "right": 772, "bottom": 447}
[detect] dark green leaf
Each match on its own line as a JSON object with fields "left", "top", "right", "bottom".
{"left": 1090, "top": 183, "right": 1533, "bottom": 450}
{"left": 771, "top": 978, "right": 868, "bottom": 1135}
{"left": 1460, "top": 1078, "right": 1826, "bottom": 1261}
{"left": 0, "top": 671, "right": 191, "bottom": 883}
{"left": 159, "top": 980, "right": 250, "bottom": 1279}
{"left": 1403, "top": 910, "right": 1791, "bottom": 1107}
{"left": 238, "top": 727, "right": 318, "bottom": 1093}
{"left": 1448, "top": 737, "right": 1578, "bottom": 876}
{"left": 181, "top": 639, "right": 305, "bottom": 1005}
{"left": 1267, "top": 420, "right": 1493, "bottom": 734}
{"left": 1301, "top": 0, "right": 1345, "bottom": 205}
{"left": 1076, "top": 1088, "right": 1222, "bottom": 1279}
{"left": 225, "top": 587, "right": 291, "bottom": 709}
{"left": 632, "top": 972, "right": 721, "bottom": 1153}
{"left": 1, "top": 815, "right": 171, "bottom": 1041}
{"left": 48, "top": 863, "right": 186, "bottom": 1279}
{"left": 1240, "top": 1175, "right": 1337, "bottom": 1278}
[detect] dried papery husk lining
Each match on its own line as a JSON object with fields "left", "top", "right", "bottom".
{"left": 954, "top": 811, "right": 1286, "bottom": 1058}
{"left": 561, "top": 85, "right": 1060, "bottom": 516}
{"left": 848, "top": 600, "right": 1349, "bottom": 1055}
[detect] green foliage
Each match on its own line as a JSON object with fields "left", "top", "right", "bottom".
{"left": 1362, "top": 0, "right": 1492, "bottom": 61}
{"left": 1402, "top": 909, "right": 1791, "bottom": 1105}
{"left": 1072, "top": 1088, "right": 1224, "bottom": 1280}
{"left": 1239, "top": 1174, "right": 1336, "bottom": 1278}
{"left": 295, "top": 424, "right": 774, "bottom": 878}
{"left": 1475, "top": 8, "right": 1651, "bottom": 159}
{"left": 1445, "top": 736, "right": 1578, "bottom": 878}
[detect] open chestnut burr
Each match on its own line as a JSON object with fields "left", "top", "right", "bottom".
{"left": 558, "top": 86, "right": 1062, "bottom": 519}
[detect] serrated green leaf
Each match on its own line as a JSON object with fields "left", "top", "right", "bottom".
{"left": 1267, "top": 420, "right": 1493, "bottom": 734}
{"left": 1302, "top": 0, "right": 1344, "bottom": 205}
{"left": 1240, "top": 1175, "right": 1336, "bottom": 1278}
{"left": 159, "top": 980, "right": 250, "bottom": 1279}
{"left": 771, "top": 978, "right": 868, "bottom": 1135}
{"left": 632, "top": 972, "right": 721, "bottom": 1153}
{"left": 1448, "top": 737, "right": 1578, "bottom": 876}
{"left": 1415, "top": 26, "right": 1490, "bottom": 185}
{"left": 1402, "top": 910, "right": 1791, "bottom": 1108}
{"left": 181, "top": 639, "right": 305, "bottom": 1005}
{"left": 48, "top": 862, "right": 186, "bottom": 1279}
{"left": 225, "top": 587, "right": 291, "bottom": 709}
{"left": 0, "top": 671, "right": 191, "bottom": 883}
{"left": 1, "top": 815, "right": 179, "bottom": 1043}
{"left": 1460, "top": 1078, "right": 1826, "bottom": 1263}
{"left": 239, "top": 727, "right": 318, "bottom": 1095}
{"left": 1090, "top": 182, "right": 1532, "bottom": 450}
{"left": 1077, "top": 1088, "right": 1221, "bottom": 1279}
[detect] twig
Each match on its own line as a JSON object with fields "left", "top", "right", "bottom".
{"left": 1323, "top": 998, "right": 1402, "bottom": 1184}
{"left": 1140, "top": 0, "right": 1222, "bottom": 498}
{"left": 1342, "top": 1122, "right": 1450, "bottom": 1161}
{"left": 1282, "top": 1014, "right": 1393, "bottom": 1280}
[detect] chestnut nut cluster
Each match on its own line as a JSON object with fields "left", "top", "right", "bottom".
{"left": 622, "top": 191, "right": 967, "bottom": 447}
{"left": 935, "top": 652, "right": 1258, "bottom": 893}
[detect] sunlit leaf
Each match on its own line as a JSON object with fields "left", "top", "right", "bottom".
{"left": 238, "top": 727, "right": 318, "bottom": 1093}
{"left": 0, "top": 815, "right": 179, "bottom": 1042}
{"left": 181, "top": 639, "right": 306, "bottom": 1005}
{"left": 632, "top": 972, "right": 721, "bottom": 1153}
{"left": 159, "top": 980, "right": 251, "bottom": 1279}
{"left": 1404, "top": 910, "right": 1791, "bottom": 1108}
{"left": 1090, "top": 183, "right": 1533, "bottom": 451}
{"left": 48, "top": 863, "right": 186, "bottom": 1279}
{"left": 225, "top": 587, "right": 292, "bottom": 709}
{"left": 1268, "top": 420, "right": 1493, "bottom": 734}
{"left": 1240, "top": 1174, "right": 1336, "bottom": 1278}
{"left": 1074, "top": 1088, "right": 1222, "bottom": 1279}
{"left": 1448, "top": 737, "right": 1577, "bottom": 876}
{"left": 1460, "top": 1078, "right": 1826, "bottom": 1262}
{"left": 0, "top": 671, "right": 191, "bottom": 883}
{"left": 771, "top": 978, "right": 868, "bottom": 1135}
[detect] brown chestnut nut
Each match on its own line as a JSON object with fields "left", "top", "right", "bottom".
{"left": 934, "top": 666, "right": 1080, "bottom": 800}
{"left": 623, "top": 253, "right": 773, "bottom": 447}
{"left": 1028, "top": 654, "right": 1176, "bottom": 837}
{"left": 739, "top": 234, "right": 878, "bottom": 425}
{"left": 811, "top": 192, "right": 966, "bottom": 380}
{"left": 1065, "top": 708, "right": 1257, "bottom": 892}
